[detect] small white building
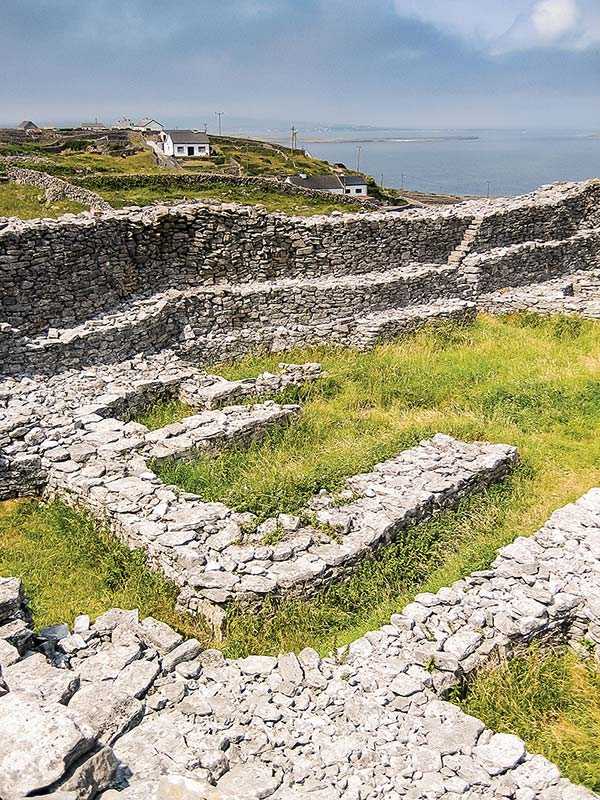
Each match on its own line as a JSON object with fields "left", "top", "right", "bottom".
{"left": 161, "top": 130, "right": 210, "bottom": 158}
{"left": 285, "top": 174, "right": 368, "bottom": 196}
{"left": 133, "top": 117, "right": 164, "bottom": 132}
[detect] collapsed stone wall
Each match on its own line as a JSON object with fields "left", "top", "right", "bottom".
{"left": 1, "top": 490, "right": 600, "bottom": 799}
{"left": 3, "top": 164, "right": 113, "bottom": 212}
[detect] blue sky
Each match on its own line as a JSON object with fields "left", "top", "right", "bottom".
{"left": 2, "top": 0, "right": 599, "bottom": 129}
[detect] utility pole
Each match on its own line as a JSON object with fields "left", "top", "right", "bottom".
{"left": 356, "top": 145, "right": 362, "bottom": 173}
{"left": 486, "top": 180, "right": 491, "bottom": 199}
{"left": 401, "top": 173, "right": 406, "bottom": 189}
{"left": 380, "top": 173, "right": 384, "bottom": 188}
{"left": 215, "top": 111, "right": 224, "bottom": 136}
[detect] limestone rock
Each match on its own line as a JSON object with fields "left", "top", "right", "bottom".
{"left": 0, "top": 692, "right": 95, "bottom": 797}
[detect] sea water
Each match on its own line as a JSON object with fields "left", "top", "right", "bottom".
{"left": 268, "top": 128, "right": 600, "bottom": 198}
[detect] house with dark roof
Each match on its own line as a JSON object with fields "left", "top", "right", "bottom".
{"left": 160, "top": 130, "right": 211, "bottom": 158}
{"left": 285, "top": 173, "right": 368, "bottom": 196}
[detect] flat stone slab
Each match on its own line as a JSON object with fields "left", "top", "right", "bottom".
{"left": 0, "top": 693, "right": 95, "bottom": 797}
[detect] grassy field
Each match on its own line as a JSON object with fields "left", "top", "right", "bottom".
{"left": 0, "top": 181, "right": 85, "bottom": 219}
{"left": 456, "top": 646, "right": 600, "bottom": 792}
{"left": 1, "top": 133, "right": 339, "bottom": 180}
{"left": 7, "top": 150, "right": 162, "bottom": 177}
{"left": 93, "top": 181, "right": 362, "bottom": 215}
{"left": 2, "top": 314, "right": 599, "bottom": 662}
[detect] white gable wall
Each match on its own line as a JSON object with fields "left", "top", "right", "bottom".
{"left": 162, "top": 135, "right": 210, "bottom": 158}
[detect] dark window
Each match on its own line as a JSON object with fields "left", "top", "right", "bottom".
{"left": 345, "top": 189, "right": 351, "bottom": 194}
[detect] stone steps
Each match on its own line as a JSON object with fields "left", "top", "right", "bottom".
{"left": 447, "top": 216, "right": 484, "bottom": 266}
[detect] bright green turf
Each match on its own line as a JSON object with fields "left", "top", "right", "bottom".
{"left": 456, "top": 646, "right": 600, "bottom": 792}
{"left": 0, "top": 181, "right": 85, "bottom": 219}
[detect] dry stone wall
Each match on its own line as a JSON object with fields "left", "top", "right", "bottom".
{"left": 73, "top": 170, "right": 382, "bottom": 208}
{"left": 0, "top": 202, "right": 471, "bottom": 338}
{"left": 1, "top": 179, "right": 599, "bottom": 381}
{"left": 2, "top": 179, "right": 600, "bottom": 798}
{"left": 3, "top": 164, "right": 113, "bottom": 212}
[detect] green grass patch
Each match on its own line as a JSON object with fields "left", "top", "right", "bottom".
{"left": 455, "top": 646, "right": 600, "bottom": 792}
{"left": 90, "top": 181, "right": 362, "bottom": 216}
{"left": 133, "top": 399, "right": 195, "bottom": 431}
{"left": 2, "top": 315, "right": 600, "bottom": 657}
{"left": 0, "top": 182, "right": 85, "bottom": 219}
{"left": 11, "top": 150, "right": 162, "bottom": 177}
{"left": 0, "top": 500, "right": 211, "bottom": 643}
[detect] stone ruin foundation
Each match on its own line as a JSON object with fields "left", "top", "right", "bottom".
{"left": 1, "top": 179, "right": 600, "bottom": 798}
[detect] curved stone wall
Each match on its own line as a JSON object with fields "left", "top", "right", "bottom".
{"left": 0, "top": 178, "right": 599, "bottom": 378}
{"left": 3, "top": 164, "right": 113, "bottom": 212}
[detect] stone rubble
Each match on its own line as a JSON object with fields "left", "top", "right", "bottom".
{"left": 1, "top": 490, "right": 599, "bottom": 799}
{"left": 2, "top": 177, "right": 600, "bottom": 797}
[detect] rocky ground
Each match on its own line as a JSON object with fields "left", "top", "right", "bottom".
{"left": 1, "top": 488, "right": 599, "bottom": 798}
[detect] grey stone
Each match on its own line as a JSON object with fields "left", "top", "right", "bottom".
{"left": 217, "top": 763, "right": 282, "bottom": 799}
{"left": 0, "top": 692, "right": 94, "bottom": 797}
{"left": 3, "top": 653, "right": 80, "bottom": 703}
{"left": 162, "top": 638, "right": 202, "bottom": 672}
{"left": 69, "top": 683, "right": 144, "bottom": 744}
{"left": 140, "top": 616, "right": 183, "bottom": 654}
{"left": 475, "top": 733, "right": 527, "bottom": 775}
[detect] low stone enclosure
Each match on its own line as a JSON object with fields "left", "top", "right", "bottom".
{"left": 1, "top": 179, "right": 600, "bottom": 797}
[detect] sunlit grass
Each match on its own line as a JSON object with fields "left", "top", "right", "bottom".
{"left": 134, "top": 399, "right": 194, "bottom": 431}
{"left": 1, "top": 315, "right": 600, "bottom": 659}
{"left": 0, "top": 182, "right": 85, "bottom": 219}
{"left": 456, "top": 646, "right": 600, "bottom": 792}
{"left": 89, "top": 182, "right": 363, "bottom": 216}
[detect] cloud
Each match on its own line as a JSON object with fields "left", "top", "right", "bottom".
{"left": 531, "top": 0, "right": 578, "bottom": 41}
{"left": 393, "top": 1, "right": 525, "bottom": 43}
{"left": 395, "top": 0, "right": 600, "bottom": 52}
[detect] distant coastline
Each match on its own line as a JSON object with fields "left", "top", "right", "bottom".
{"left": 302, "top": 135, "right": 480, "bottom": 144}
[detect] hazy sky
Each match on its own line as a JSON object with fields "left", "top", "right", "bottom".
{"left": 2, "top": 0, "right": 599, "bottom": 129}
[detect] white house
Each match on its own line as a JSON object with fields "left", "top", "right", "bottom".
{"left": 133, "top": 117, "right": 164, "bottom": 132}
{"left": 285, "top": 174, "right": 368, "bottom": 196}
{"left": 161, "top": 130, "right": 211, "bottom": 158}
